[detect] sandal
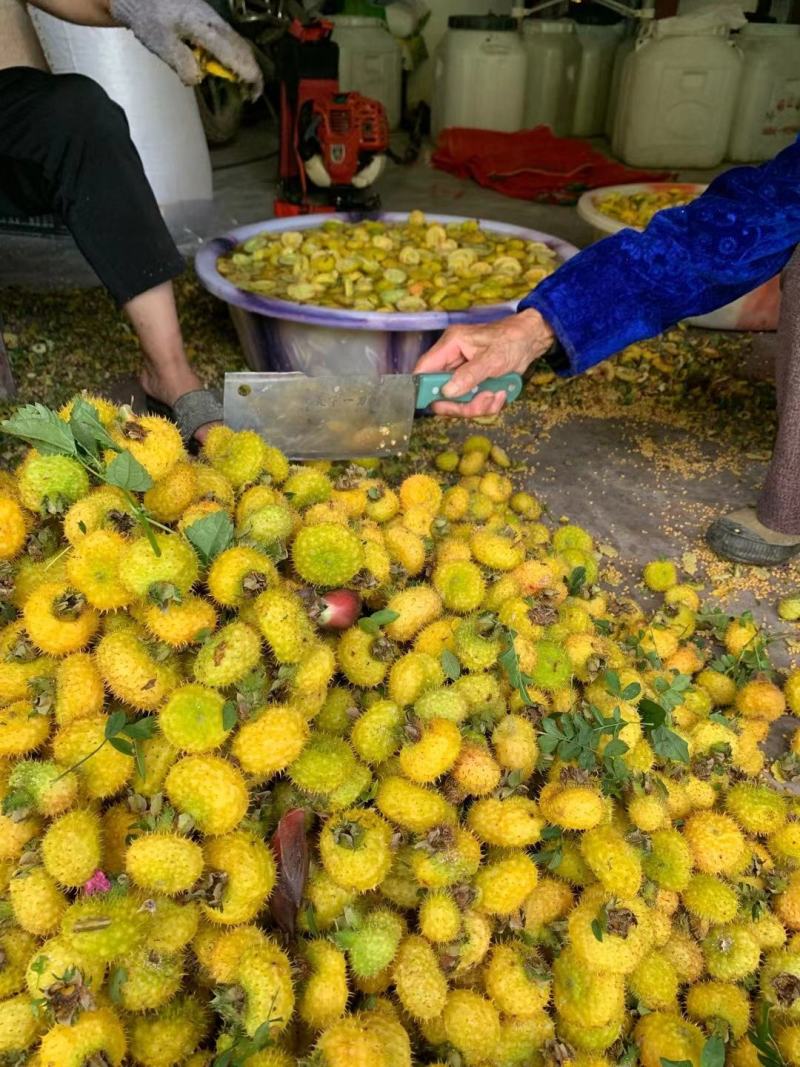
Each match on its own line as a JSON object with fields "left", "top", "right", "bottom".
{"left": 145, "top": 388, "right": 223, "bottom": 447}
{"left": 705, "top": 507, "right": 800, "bottom": 567}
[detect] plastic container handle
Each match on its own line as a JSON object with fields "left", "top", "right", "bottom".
{"left": 415, "top": 372, "right": 523, "bottom": 407}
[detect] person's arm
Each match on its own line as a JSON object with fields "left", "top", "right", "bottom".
{"left": 417, "top": 137, "right": 800, "bottom": 415}
{"left": 522, "top": 138, "right": 800, "bottom": 375}
{"left": 27, "top": 0, "right": 115, "bottom": 26}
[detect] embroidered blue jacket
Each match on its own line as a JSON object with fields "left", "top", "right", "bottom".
{"left": 520, "top": 137, "right": 800, "bottom": 374}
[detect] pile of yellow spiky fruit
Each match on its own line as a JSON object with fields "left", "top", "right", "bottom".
{"left": 0, "top": 393, "right": 798, "bottom": 1067}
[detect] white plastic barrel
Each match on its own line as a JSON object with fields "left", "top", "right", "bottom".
{"left": 522, "top": 20, "right": 580, "bottom": 136}
{"left": 612, "top": 20, "right": 742, "bottom": 168}
{"left": 605, "top": 31, "right": 637, "bottom": 139}
{"left": 331, "top": 16, "right": 403, "bottom": 131}
{"left": 431, "top": 15, "right": 527, "bottom": 140}
{"left": 573, "top": 22, "right": 623, "bottom": 137}
{"left": 728, "top": 23, "right": 800, "bottom": 162}
{"left": 30, "top": 11, "right": 213, "bottom": 234}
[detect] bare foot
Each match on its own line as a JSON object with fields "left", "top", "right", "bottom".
{"left": 138, "top": 364, "right": 221, "bottom": 446}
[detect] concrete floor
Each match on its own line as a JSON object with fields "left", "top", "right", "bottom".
{"left": 1, "top": 120, "right": 798, "bottom": 660}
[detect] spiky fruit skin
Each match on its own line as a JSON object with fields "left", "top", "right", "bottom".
{"left": 383, "top": 586, "right": 443, "bottom": 643}
{"left": 759, "top": 949, "right": 800, "bottom": 1018}
{"left": 580, "top": 824, "right": 642, "bottom": 896}
{"left": 683, "top": 811, "right": 746, "bottom": 876}
{"left": 703, "top": 924, "right": 761, "bottom": 981}
{"left": 410, "top": 826, "right": 481, "bottom": 890}
{"left": 142, "top": 595, "right": 218, "bottom": 649}
{"left": 686, "top": 980, "right": 750, "bottom": 1040}
{"left": 133, "top": 732, "right": 178, "bottom": 797}
{"left": 126, "top": 995, "right": 210, "bottom": 1067}
{"left": 485, "top": 941, "right": 551, "bottom": 1018}
{"left": 634, "top": 1013, "right": 706, "bottom": 1067}
{"left": 302, "top": 869, "right": 357, "bottom": 932}
{"left": 299, "top": 940, "right": 349, "bottom": 1030}
{"left": 289, "top": 734, "right": 358, "bottom": 795}
{"left": 415, "top": 686, "right": 468, "bottom": 724}
{"left": 147, "top": 898, "right": 200, "bottom": 956}
{"left": 232, "top": 705, "right": 309, "bottom": 780}
{"left": 553, "top": 946, "right": 624, "bottom": 1026}
{"left": 9, "top": 866, "right": 66, "bottom": 935}
{"left": 61, "top": 891, "right": 145, "bottom": 962}
{"left": 0, "top": 927, "right": 36, "bottom": 999}
{"left": 0, "top": 495, "right": 27, "bottom": 560}
{"left": 19, "top": 452, "right": 89, "bottom": 514}
{"left": 23, "top": 581, "right": 99, "bottom": 654}
{"left": 165, "top": 754, "right": 249, "bottom": 836}
{"left": 207, "top": 546, "right": 276, "bottom": 610}
{"left": 338, "top": 908, "right": 404, "bottom": 978}
{"left": 67, "top": 529, "right": 134, "bottom": 611}
{"left": 642, "top": 828, "right": 693, "bottom": 891}
{"left": 120, "top": 532, "right": 199, "bottom": 601}
{"left": 237, "top": 940, "right": 295, "bottom": 1039}
{"left": 94, "top": 629, "right": 180, "bottom": 711}
{"left": 125, "top": 832, "right": 204, "bottom": 895}
{"left": 376, "top": 775, "right": 455, "bottom": 834}
{"left": 629, "top": 950, "right": 680, "bottom": 1011}
{"left": 0, "top": 993, "right": 43, "bottom": 1056}
{"left": 55, "top": 652, "right": 104, "bottom": 725}
{"left": 392, "top": 934, "right": 448, "bottom": 1021}
{"left": 192, "top": 620, "right": 262, "bottom": 688}
{"left": 389, "top": 651, "right": 443, "bottom": 707}
{"left": 443, "top": 989, "right": 501, "bottom": 1064}
{"left": 110, "top": 411, "right": 184, "bottom": 479}
{"left": 642, "top": 559, "right": 678, "bottom": 592}
{"left": 569, "top": 897, "right": 653, "bottom": 975}
{"left": 292, "top": 522, "right": 364, "bottom": 587}
{"left": 350, "top": 700, "right": 403, "bottom": 765}
{"left": 25, "top": 934, "right": 104, "bottom": 1000}
{"left": 255, "top": 586, "right": 315, "bottom": 664}
{"left": 474, "top": 851, "right": 538, "bottom": 915}
{"left": 539, "top": 780, "right": 605, "bottom": 830}
{"left": 452, "top": 741, "right": 502, "bottom": 797}
{"left": 0, "top": 698, "right": 50, "bottom": 758}
{"left": 202, "top": 831, "right": 276, "bottom": 925}
{"left": 399, "top": 717, "right": 461, "bottom": 783}
{"left": 41, "top": 807, "right": 101, "bottom": 887}
{"left": 315, "top": 1007, "right": 410, "bottom": 1067}
{"left": 682, "top": 873, "right": 739, "bottom": 923}
{"left": 419, "top": 890, "right": 461, "bottom": 943}
{"left": 432, "top": 560, "right": 486, "bottom": 614}
{"left": 283, "top": 466, "right": 332, "bottom": 508}
{"left": 320, "top": 809, "right": 393, "bottom": 891}
{"left": 53, "top": 715, "right": 132, "bottom": 799}
{"left": 158, "top": 683, "right": 230, "bottom": 753}
{"left": 115, "top": 945, "right": 184, "bottom": 1012}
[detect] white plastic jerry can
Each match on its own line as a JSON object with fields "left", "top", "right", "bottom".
{"left": 728, "top": 23, "right": 800, "bottom": 162}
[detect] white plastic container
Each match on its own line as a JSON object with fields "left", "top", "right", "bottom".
{"left": 728, "top": 23, "right": 800, "bottom": 162}
{"left": 332, "top": 16, "right": 403, "bottom": 131}
{"left": 576, "top": 182, "right": 781, "bottom": 332}
{"left": 522, "top": 20, "right": 580, "bottom": 136}
{"left": 612, "top": 19, "right": 742, "bottom": 168}
{"left": 605, "top": 31, "right": 636, "bottom": 138}
{"left": 431, "top": 15, "right": 527, "bottom": 139}
{"left": 30, "top": 12, "right": 213, "bottom": 234}
{"left": 572, "top": 22, "right": 623, "bottom": 137}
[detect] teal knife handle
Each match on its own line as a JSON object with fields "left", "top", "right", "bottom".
{"left": 415, "top": 372, "right": 523, "bottom": 408}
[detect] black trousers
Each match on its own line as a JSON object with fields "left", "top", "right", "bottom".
{"left": 0, "top": 67, "right": 185, "bottom": 305}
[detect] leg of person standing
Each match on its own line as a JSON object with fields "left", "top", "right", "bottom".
{"left": 0, "top": 66, "right": 221, "bottom": 440}
{"left": 707, "top": 245, "right": 800, "bottom": 564}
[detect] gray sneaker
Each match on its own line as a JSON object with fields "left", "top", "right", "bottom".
{"left": 706, "top": 506, "right": 800, "bottom": 566}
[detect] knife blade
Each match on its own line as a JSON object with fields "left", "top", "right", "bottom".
{"left": 223, "top": 371, "right": 523, "bottom": 460}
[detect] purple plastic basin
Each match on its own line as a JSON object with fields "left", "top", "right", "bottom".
{"left": 195, "top": 211, "right": 579, "bottom": 376}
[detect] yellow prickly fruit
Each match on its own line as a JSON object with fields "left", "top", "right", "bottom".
{"left": 467, "top": 795, "right": 543, "bottom": 848}
{"left": 538, "top": 779, "right": 605, "bottom": 830}
{"left": 635, "top": 1011, "right": 704, "bottom": 1067}
{"left": 23, "top": 581, "right": 99, "bottom": 654}
{"left": 126, "top": 832, "right": 204, "bottom": 895}
{"left": 298, "top": 939, "right": 349, "bottom": 1030}
{"left": 474, "top": 851, "right": 538, "bottom": 915}
{"left": 54, "top": 652, "right": 104, "bottom": 725}
{"left": 165, "top": 754, "right": 249, "bottom": 836}
{"left": 419, "top": 891, "right": 462, "bottom": 943}
{"left": 682, "top": 811, "right": 746, "bottom": 876}
{"left": 9, "top": 866, "right": 67, "bottom": 935}
{"left": 393, "top": 934, "right": 448, "bottom": 1021}
{"left": 442, "top": 989, "right": 500, "bottom": 1064}
{"left": 580, "top": 824, "right": 642, "bottom": 896}
{"left": 485, "top": 940, "right": 550, "bottom": 1018}
{"left": 383, "top": 585, "right": 442, "bottom": 642}
{"left": 399, "top": 717, "right": 461, "bottom": 783}
{"left": 41, "top": 808, "right": 102, "bottom": 888}
{"left": 202, "top": 831, "right": 276, "bottom": 925}
{"left": 232, "top": 705, "right": 309, "bottom": 781}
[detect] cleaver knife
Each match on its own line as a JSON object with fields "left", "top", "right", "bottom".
{"left": 223, "top": 371, "right": 524, "bottom": 460}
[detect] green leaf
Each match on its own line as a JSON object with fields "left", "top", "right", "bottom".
{"left": 222, "top": 701, "right": 238, "bottom": 731}
{"left": 701, "top": 1036, "right": 726, "bottom": 1067}
{"left": 105, "top": 709, "right": 127, "bottom": 739}
{"left": 603, "top": 739, "right": 629, "bottom": 758}
{"left": 109, "top": 966, "right": 127, "bottom": 1005}
{"left": 1, "top": 403, "right": 77, "bottom": 456}
{"left": 133, "top": 741, "right": 146, "bottom": 781}
{"left": 440, "top": 650, "right": 461, "bottom": 681}
{"left": 109, "top": 736, "right": 135, "bottom": 757}
{"left": 105, "top": 450, "right": 153, "bottom": 493}
{"left": 185, "top": 512, "right": 235, "bottom": 566}
{"left": 622, "top": 681, "right": 642, "bottom": 701}
{"left": 650, "top": 725, "right": 690, "bottom": 764}
{"left": 567, "top": 566, "right": 587, "bottom": 596}
{"left": 69, "top": 398, "right": 116, "bottom": 457}
{"left": 604, "top": 670, "right": 621, "bottom": 696}
{"left": 639, "top": 697, "right": 667, "bottom": 730}
{"left": 661, "top": 1060, "right": 693, "bottom": 1067}
{"left": 358, "top": 609, "right": 400, "bottom": 635}
{"left": 121, "top": 716, "right": 157, "bottom": 740}
{"left": 591, "top": 918, "right": 604, "bottom": 942}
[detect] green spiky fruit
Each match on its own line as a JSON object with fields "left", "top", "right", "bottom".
{"left": 237, "top": 940, "right": 295, "bottom": 1039}
{"left": 320, "top": 808, "right": 393, "bottom": 891}
{"left": 18, "top": 452, "right": 89, "bottom": 515}
{"left": 289, "top": 734, "right": 358, "bottom": 796}
{"left": 725, "top": 782, "right": 788, "bottom": 836}
{"left": 61, "top": 890, "right": 146, "bottom": 962}
{"left": 120, "top": 532, "right": 199, "bottom": 601}
{"left": 454, "top": 616, "right": 503, "bottom": 671}
{"left": 126, "top": 832, "right": 204, "bottom": 895}
{"left": 335, "top": 906, "right": 405, "bottom": 978}
{"left": 642, "top": 828, "right": 693, "bottom": 892}
{"left": 165, "top": 754, "right": 249, "bottom": 836}
{"left": 115, "top": 945, "right": 184, "bottom": 1012}
{"left": 529, "top": 639, "right": 573, "bottom": 691}
{"left": 41, "top": 807, "right": 102, "bottom": 888}
{"left": 255, "top": 587, "right": 315, "bottom": 663}
{"left": 5, "top": 758, "right": 78, "bottom": 818}
{"left": 393, "top": 934, "right": 448, "bottom": 1021}
{"left": 158, "top": 683, "right": 231, "bottom": 752}
{"left": 283, "top": 466, "right": 333, "bottom": 508}
{"left": 238, "top": 503, "right": 295, "bottom": 548}
{"left": 192, "top": 620, "right": 262, "bottom": 689}
{"left": 292, "top": 522, "right": 364, "bottom": 587}
{"left": 126, "top": 994, "right": 210, "bottom": 1067}
{"left": 433, "top": 560, "right": 486, "bottom": 613}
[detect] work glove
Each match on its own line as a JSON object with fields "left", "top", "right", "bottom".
{"left": 109, "top": 0, "right": 263, "bottom": 97}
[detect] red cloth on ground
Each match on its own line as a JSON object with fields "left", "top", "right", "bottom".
{"left": 431, "top": 126, "right": 673, "bottom": 204}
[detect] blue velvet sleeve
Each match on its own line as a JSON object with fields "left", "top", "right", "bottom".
{"left": 520, "top": 136, "right": 800, "bottom": 375}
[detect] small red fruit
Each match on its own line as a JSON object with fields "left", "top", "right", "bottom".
{"left": 299, "top": 587, "right": 362, "bottom": 630}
